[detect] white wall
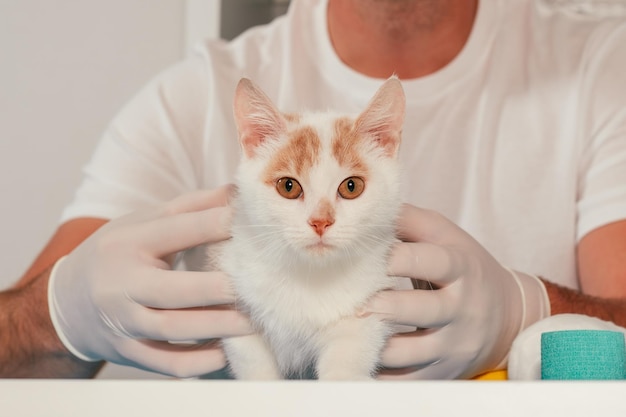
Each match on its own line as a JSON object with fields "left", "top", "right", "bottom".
{"left": 0, "top": 0, "right": 219, "bottom": 379}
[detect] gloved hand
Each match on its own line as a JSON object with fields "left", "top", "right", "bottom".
{"left": 48, "top": 186, "right": 252, "bottom": 377}
{"left": 361, "top": 204, "right": 551, "bottom": 379}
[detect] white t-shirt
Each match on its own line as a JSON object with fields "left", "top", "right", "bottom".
{"left": 62, "top": 0, "right": 626, "bottom": 290}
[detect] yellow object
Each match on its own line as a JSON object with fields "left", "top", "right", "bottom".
{"left": 473, "top": 370, "right": 508, "bottom": 380}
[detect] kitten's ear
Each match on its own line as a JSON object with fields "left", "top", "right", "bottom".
{"left": 355, "top": 76, "right": 405, "bottom": 158}
{"left": 234, "top": 78, "right": 287, "bottom": 158}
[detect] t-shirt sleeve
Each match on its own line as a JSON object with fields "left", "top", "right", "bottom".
{"left": 576, "top": 22, "right": 626, "bottom": 241}
{"left": 60, "top": 56, "right": 209, "bottom": 222}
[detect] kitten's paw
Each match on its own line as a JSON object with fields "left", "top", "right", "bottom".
{"left": 223, "top": 334, "right": 282, "bottom": 380}
{"left": 227, "top": 355, "right": 282, "bottom": 380}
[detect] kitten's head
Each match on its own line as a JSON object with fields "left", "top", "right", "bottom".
{"left": 232, "top": 77, "right": 405, "bottom": 263}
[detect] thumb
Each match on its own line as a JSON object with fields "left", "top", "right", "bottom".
{"left": 140, "top": 205, "right": 233, "bottom": 257}
{"left": 164, "top": 184, "right": 235, "bottom": 215}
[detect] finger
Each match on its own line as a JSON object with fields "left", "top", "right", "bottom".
{"left": 110, "top": 186, "right": 234, "bottom": 230}
{"left": 117, "top": 339, "right": 227, "bottom": 378}
{"left": 379, "top": 330, "right": 443, "bottom": 369}
{"left": 127, "top": 307, "right": 253, "bottom": 341}
{"left": 388, "top": 241, "right": 464, "bottom": 286}
{"left": 396, "top": 204, "right": 461, "bottom": 244}
{"left": 138, "top": 205, "right": 232, "bottom": 256}
{"left": 361, "top": 289, "right": 455, "bottom": 328}
{"left": 376, "top": 365, "right": 424, "bottom": 380}
{"left": 163, "top": 185, "right": 234, "bottom": 215}
{"left": 377, "top": 358, "right": 462, "bottom": 380}
{"left": 128, "top": 270, "right": 236, "bottom": 309}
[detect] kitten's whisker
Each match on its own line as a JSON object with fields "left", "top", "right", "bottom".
{"left": 237, "top": 229, "right": 284, "bottom": 246}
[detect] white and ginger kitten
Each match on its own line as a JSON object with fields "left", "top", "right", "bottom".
{"left": 217, "top": 77, "right": 405, "bottom": 380}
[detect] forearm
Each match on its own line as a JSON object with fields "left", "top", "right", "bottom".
{"left": 542, "top": 278, "right": 626, "bottom": 328}
{"left": 0, "top": 266, "right": 103, "bottom": 378}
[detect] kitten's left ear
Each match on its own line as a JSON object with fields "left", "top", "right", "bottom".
{"left": 355, "top": 76, "right": 405, "bottom": 158}
{"left": 233, "top": 78, "right": 287, "bottom": 158}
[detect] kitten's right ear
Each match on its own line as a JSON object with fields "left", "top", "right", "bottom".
{"left": 233, "top": 78, "right": 287, "bottom": 158}
{"left": 354, "top": 76, "right": 405, "bottom": 158}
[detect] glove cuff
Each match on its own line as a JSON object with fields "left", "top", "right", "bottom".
{"left": 514, "top": 271, "right": 551, "bottom": 331}
{"left": 48, "top": 256, "right": 99, "bottom": 362}
{"left": 495, "top": 269, "right": 551, "bottom": 370}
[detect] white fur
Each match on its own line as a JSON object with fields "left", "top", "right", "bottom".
{"left": 214, "top": 78, "right": 404, "bottom": 380}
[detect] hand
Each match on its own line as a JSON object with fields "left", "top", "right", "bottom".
{"left": 48, "top": 186, "right": 252, "bottom": 377}
{"left": 362, "top": 204, "right": 551, "bottom": 379}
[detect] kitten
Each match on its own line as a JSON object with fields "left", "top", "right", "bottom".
{"left": 217, "top": 76, "right": 405, "bottom": 380}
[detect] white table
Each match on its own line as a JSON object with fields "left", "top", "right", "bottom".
{"left": 1, "top": 380, "right": 624, "bottom": 417}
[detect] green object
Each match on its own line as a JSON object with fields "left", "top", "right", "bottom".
{"left": 541, "top": 330, "right": 626, "bottom": 380}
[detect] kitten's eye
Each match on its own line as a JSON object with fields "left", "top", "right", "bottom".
{"left": 276, "top": 177, "right": 303, "bottom": 199}
{"left": 338, "top": 177, "right": 365, "bottom": 199}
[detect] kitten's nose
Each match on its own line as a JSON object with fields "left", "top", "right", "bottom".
{"left": 309, "top": 217, "right": 334, "bottom": 236}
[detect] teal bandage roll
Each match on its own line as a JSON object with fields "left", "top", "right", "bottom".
{"left": 541, "top": 330, "right": 626, "bottom": 380}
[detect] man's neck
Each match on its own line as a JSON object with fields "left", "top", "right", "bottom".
{"left": 327, "top": 0, "right": 479, "bottom": 79}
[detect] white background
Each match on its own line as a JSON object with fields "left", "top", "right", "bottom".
{"left": 0, "top": 0, "right": 219, "bottom": 379}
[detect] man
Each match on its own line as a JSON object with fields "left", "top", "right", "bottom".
{"left": 2, "top": 0, "right": 625, "bottom": 379}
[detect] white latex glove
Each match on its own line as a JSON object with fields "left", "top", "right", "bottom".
{"left": 361, "top": 204, "right": 551, "bottom": 379}
{"left": 48, "top": 187, "right": 252, "bottom": 377}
